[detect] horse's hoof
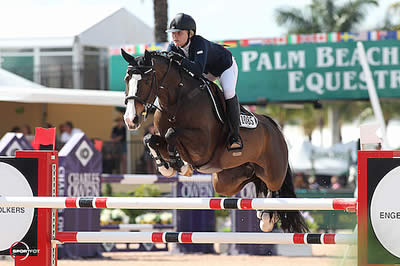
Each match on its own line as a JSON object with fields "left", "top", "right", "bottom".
{"left": 258, "top": 211, "right": 278, "bottom": 232}
{"left": 259, "top": 220, "right": 274, "bottom": 232}
{"left": 180, "top": 164, "right": 193, "bottom": 177}
{"left": 159, "top": 166, "right": 176, "bottom": 177}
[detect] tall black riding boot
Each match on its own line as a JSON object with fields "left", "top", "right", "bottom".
{"left": 226, "top": 95, "right": 243, "bottom": 156}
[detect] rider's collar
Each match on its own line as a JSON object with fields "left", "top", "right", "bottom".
{"left": 179, "top": 40, "right": 191, "bottom": 57}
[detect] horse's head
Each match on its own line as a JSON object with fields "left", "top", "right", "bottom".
{"left": 122, "top": 49, "right": 158, "bottom": 130}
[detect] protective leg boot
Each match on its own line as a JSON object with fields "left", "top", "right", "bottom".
{"left": 225, "top": 95, "right": 243, "bottom": 156}
{"left": 167, "top": 144, "right": 184, "bottom": 171}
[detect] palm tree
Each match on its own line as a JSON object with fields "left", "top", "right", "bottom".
{"left": 256, "top": 104, "right": 298, "bottom": 129}
{"left": 153, "top": 0, "right": 168, "bottom": 42}
{"left": 275, "top": 0, "right": 379, "bottom": 144}
{"left": 276, "top": 0, "right": 379, "bottom": 33}
{"left": 380, "top": 2, "right": 400, "bottom": 30}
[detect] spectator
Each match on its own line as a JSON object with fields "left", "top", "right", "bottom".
{"left": 11, "top": 126, "right": 21, "bottom": 133}
{"left": 330, "top": 176, "right": 342, "bottom": 190}
{"left": 293, "top": 172, "right": 308, "bottom": 189}
{"left": 22, "top": 124, "right": 34, "bottom": 142}
{"left": 111, "top": 117, "right": 127, "bottom": 173}
{"left": 308, "top": 176, "right": 320, "bottom": 190}
{"left": 60, "top": 121, "right": 82, "bottom": 143}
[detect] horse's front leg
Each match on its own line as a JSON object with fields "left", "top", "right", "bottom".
{"left": 165, "top": 128, "right": 193, "bottom": 177}
{"left": 143, "top": 133, "right": 176, "bottom": 177}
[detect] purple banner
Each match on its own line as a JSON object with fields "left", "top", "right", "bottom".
{"left": 0, "top": 133, "right": 33, "bottom": 156}
{"left": 58, "top": 133, "right": 102, "bottom": 258}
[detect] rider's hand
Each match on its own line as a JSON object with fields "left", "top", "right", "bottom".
{"left": 167, "top": 51, "right": 184, "bottom": 64}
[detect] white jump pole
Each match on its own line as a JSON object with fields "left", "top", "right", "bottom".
{"left": 0, "top": 197, "right": 357, "bottom": 211}
{"left": 357, "top": 41, "right": 389, "bottom": 149}
{"left": 55, "top": 232, "right": 356, "bottom": 245}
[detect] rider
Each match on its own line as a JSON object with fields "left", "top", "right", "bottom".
{"left": 166, "top": 13, "right": 243, "bottom": 155}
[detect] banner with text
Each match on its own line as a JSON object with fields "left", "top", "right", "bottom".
{"left": 109, "top": 38, "right": 400, "bottom": 103}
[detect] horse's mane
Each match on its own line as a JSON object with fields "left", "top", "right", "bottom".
{"left": 149, "top": 51, "right": 203, "bottom": 82}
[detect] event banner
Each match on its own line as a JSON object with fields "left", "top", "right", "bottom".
{"left": 109, "top": 34, "right": 400, "bottom": 103}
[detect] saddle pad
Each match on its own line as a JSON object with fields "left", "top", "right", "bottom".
{"left": 240, "top": 109, "right": 258, "bottom": 129}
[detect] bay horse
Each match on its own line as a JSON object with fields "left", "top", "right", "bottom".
{"left": 122, "top": 49, "right": 308, "bottom": 233}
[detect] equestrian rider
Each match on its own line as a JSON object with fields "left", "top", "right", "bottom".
{"left": 166, "top": 13, "right": 243, "bottom": 155}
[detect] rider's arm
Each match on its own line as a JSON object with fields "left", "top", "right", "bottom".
{"left": 180, "top": 37, "right": 208, "bottom": 76}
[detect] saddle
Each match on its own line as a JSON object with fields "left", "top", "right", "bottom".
{"left": 202, "top": 79, "right": 258, "bottom": 129}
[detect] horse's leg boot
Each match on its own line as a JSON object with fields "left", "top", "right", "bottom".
{"left": 165, "top": 128, "right": 186, "bottom": 172}
{"left": 226, "top": 95, "right": 243, "bottom": 156}
{"left": 143, "top": 133, "right": 176, "bottom": 177}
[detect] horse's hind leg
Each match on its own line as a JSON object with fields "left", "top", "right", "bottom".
{"left": 254, "top": 164, "right": 308, "bottom": 233}
{"left": 257, "top": 190, "right": 279, "bottom": 232}
{"left": 212, "top": 163, "right": 256, "bottom": 197}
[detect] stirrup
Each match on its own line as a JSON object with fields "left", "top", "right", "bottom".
{"left": 227, "top": 137, "right": 243, "bottom": 156}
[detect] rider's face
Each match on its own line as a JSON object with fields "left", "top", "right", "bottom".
{"left": 172, "top": 30, "right": 189, "bottom": 47}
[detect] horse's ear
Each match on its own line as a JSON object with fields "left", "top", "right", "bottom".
{"left": 121, "top": 49, "right": 136, "bottom": 65}
{"left": 144, "top": 50, "right": 152, "bottom": 65}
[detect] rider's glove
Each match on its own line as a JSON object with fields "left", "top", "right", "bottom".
{"left": 167, "top": 51, "right": 184, "bottom": 64}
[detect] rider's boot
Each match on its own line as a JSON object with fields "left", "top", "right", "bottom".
{"left": 226, "top": 95, "right": 243, "bottom": 156}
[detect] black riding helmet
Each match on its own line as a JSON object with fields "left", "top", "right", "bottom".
{"left": 166, "top": 13, "right": 196, "bottom": 34}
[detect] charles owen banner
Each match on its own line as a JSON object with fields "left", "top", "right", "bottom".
{"left": 109, "top": 38, "right": 400, "bottom": 103}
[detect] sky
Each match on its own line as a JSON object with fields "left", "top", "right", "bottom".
{"left": 0, "top": 0, "right": 399, "bottom": 41}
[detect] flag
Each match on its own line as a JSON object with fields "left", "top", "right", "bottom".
{"left": 353, "top": 32, "right": 368, "bottom": 41}
{"left": 109, "top": 47, "right": 120, "bottom": 55}
{"left": 147, "top": 43, "right": 164, "bottom": 51}
{"left": 379, "top": 31, "right": 398, "bottom": 40}
{"left": 339, "top": 32, "right": 355, "bottom": 42}
{"left": 94, "top": 139, "right": 103, "bottom": 152}
{"left": 368, "top": 31, "right": 380, "bottom": 40}
{"left": 315, "top": 33, "right": 328, "bottom": 43}
{"left": 299, "top": 34, "right": 315, "bottom": 43}
{"left": 274, "top": 36, "right": 287, "bottom": 45}
{"left": 33, "top": 127, "right": 56, "bottom": 151}
{"left": 223, "top": 40, "right": 238, "bottom": 48}
{"left": 328, "top": 32, "right": 340, "bottom": 42}
{"left": 288, "top": 34, "right": 299, "bottom": 44}
{"left": 262, "top": 38, "right": 275, "bottom": 45}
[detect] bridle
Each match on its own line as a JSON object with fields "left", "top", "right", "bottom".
{"left": 125, "top": 57, "right": 173, "bottom": 120}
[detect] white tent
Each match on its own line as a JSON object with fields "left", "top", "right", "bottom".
{"left": 0, "top": 68, "right": 125, "bottom": 107}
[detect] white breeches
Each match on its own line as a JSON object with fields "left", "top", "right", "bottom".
{"left": 203, "top": 56, "right": 238, "bottom": 100}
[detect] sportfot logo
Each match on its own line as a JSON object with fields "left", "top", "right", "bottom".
{"left": 9, "top": 241, "right": 40, "bottom": 261}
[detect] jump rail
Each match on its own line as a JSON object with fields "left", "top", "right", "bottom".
{"left": 101, "top": 224, "right": 174, "bottom": 230}
{"left": 0, "top": 197, "right": 357, "bottom": 211}
{"left": 55, "top": 232, "right": 356, "bottom": 245}
{"left": 101, "top": 174, "right": 212, "bottom": 184}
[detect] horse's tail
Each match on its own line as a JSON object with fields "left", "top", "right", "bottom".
{"left": 255, "top": 114, "right": 308, "bottom": 232}
{"left": 278, "top": 165, "right": 309, "bottom": 233}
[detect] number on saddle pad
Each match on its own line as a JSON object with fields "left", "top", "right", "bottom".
{"left": 239, "top": 112, "right": 258, "bottom": 129}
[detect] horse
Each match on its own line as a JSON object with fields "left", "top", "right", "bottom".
{"left": 121, "top": 49, "right": 308, "bottom": 233}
